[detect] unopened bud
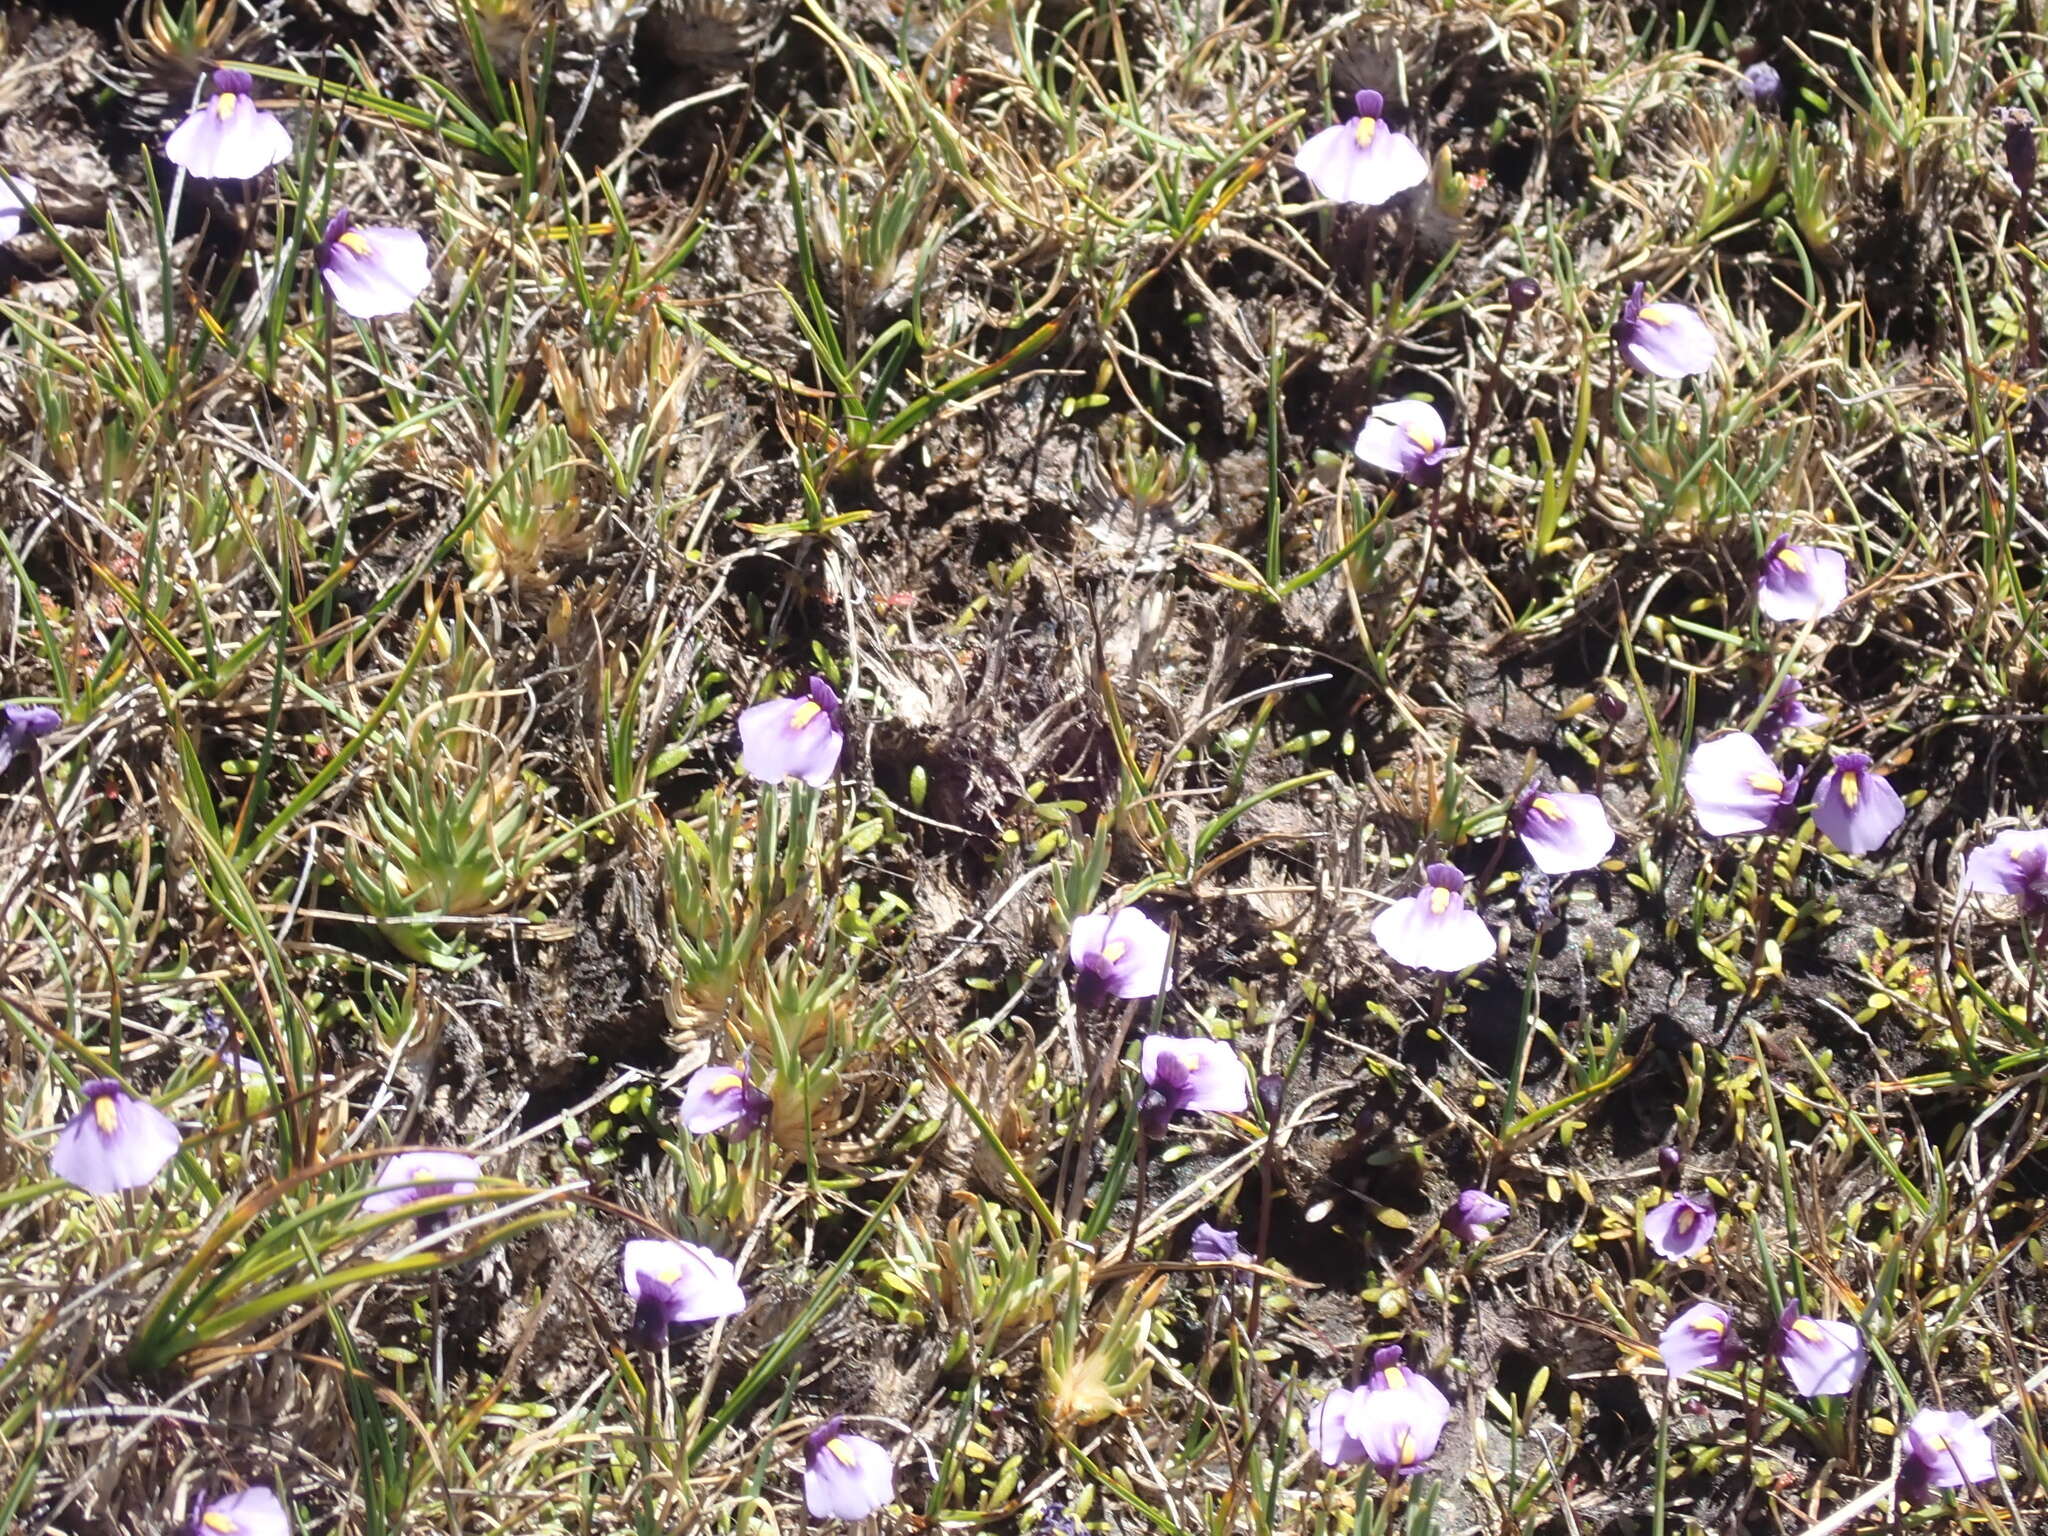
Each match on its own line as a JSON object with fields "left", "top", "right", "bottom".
{"left": 1507, "top": 276, "right": 1541, "bottom": 312}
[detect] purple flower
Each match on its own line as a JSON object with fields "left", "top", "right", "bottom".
{"left": 189, "top": 1486, "right": 290, "bottom": 1536}
{"left": 680, "top": 1063, "right": 769, "bottom": 1136}
{"left": 0, "top": 703, "right": 61, "bottom": 775}
{"left": 1068, "top": 905, "right": 1172, "bottom": 1006}
{"left": 1754, "top": 675, "right": 1822, "bottom": 747}
{"left": 361, "top": 1149, "right": 483, "bottom": 1236}
{"left": 1189, "top": 1222, "right": 1242, "bottom": 1266}
{"left": 317, "top": 209, "right": 431, "bottom": 320}
{"left": 738, "top": 675, "right": 844, "bottom": 787}
{"left": 1445, "top": 1188, "right": 1509, "bottom": 1243}
{"left": 164, "top": 68, "right": 293, "bottom": 181}
{"left": 1513, "top": 783, "right": 1615, "bottom": 875}
{"left": 0, "top": 171, "right": 37, "bottom": 243}
{"left": 1612, "top": 281, "right": 1719, "bottom": 379}
{"left": 1772, "top": 1304, "right": 1867, "bottom": 1398}
{"left": 1962, "top": 830, "right": 2048, "bottom": 915}
{"left": 1737, "top": 61, "right": 1782, "bottom": 110}
{"left": 1312, "top": 1347, "right": 1451, "bottom": 1475}
{"left": 1295, "top": 89, "right": 1429, "bottom": 208}
{"left": 1683, "top": 732, "right": 1800, "bottom": 837}
{"left": 1354, "top": 400, "right": 1457, "bottom": 488}
{"left": 51, "top": 1079, "right": 182, "bottom": 1194}
{"left": 1658, "top": 1301, "right": 1742, "bottom": 1380}
{"left": 1811, "top": 751, "right": 1905, "bottom": 855}
{"left": 1756, "top": 536, "right": 1850, "bottom": 623}
{"left": 1643, "top": 1195, "right": 1717, "bottom": 1259}
{"left": 804, "top": 1418, "right": 894, "bottom": 1521}
{"left": 1138, "top": 1035, "right": 1249, "bottom": 1138}
{"left": 2003, "top": 108, "right": 2038, "bottom": 199}
{"left": 1371, "top": 862, "right": 1497, "bottom": 972}
{"left": 1901, "top": 1408, "right": 1997, "bottom": 1497}
{"left": 621, "top": 1238, "right": 746, "bottom": 1348}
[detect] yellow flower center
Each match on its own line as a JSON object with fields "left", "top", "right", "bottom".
{"left": 1102, "top": 939, "right": 1127, "bottom": 962}
{"left": 1748, "top": 771, "right": 1783, "bottom": 794}
{"left": 1839, "top": 772, "right": 1861, "bottom": 807}
{"left": 789, "top": 700, "right": 822, "bottom": 729}
{"left": 1397, "top": 1430, "right": 1418, "bottom": 1465}
{"left": 213, "top": 93, "right": 240, "bottom": 120}
{"left": 1638, "top": 302, "right": 1676, "bottom": 326}
{"left": 1352, "top": 117, "right": 1378, "bottom": 148}
{"left": 1530, "top": 794, "right": 1562, "bottom": 820}
{"left": 202, "top": 1515, "right": 238, "bottom": 1534}
{"left": 94, "top": 1096, "right": 119, "bottom": 1134}
{"left": 707, "top": 1071, "right": 743, "bottom": 1093}
{"left": 653, "top": 1261, "right": 683, "bottom": 1284}
{"left": 1926, "top": 1434, "right": 1949, "bottom": 1455}
{"left": 1776, "top": 548, "right": 1806, "bottom": 574}
{"left": 1792, "top": 1319, "right": 1826, "bottom": 1343}
{"left": 1674, "top": 1207, "right": 1695, "bottom": 1232}
{"left": 1428, "top": 886, "right": 1452, "bottom": 915}
{"left": 337, "top": 230, "right": 373, "bottom": 255}
{"left": 1691, "top": 1316, "right": 1724, "bottom": 1338}
{"left": 827, "top": 1436, "right": 858, "bottom": 1466}
{"left": 1382, "top": 1365, "right": 1407, "bottom": 1388}
{"left": 1409, "top": 427, "right": 1437, "bottom": 452}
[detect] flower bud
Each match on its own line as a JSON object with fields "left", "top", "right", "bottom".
{"left": 1506, "top": 276, "right": 1541, "bottom": 312}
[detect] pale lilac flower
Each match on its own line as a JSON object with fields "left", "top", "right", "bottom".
{"left": 680, "top": 1063, "right": 769, "bottom": 1136}
{"left": 1962, "top": 830, "right": 2048, "bottom": 915}
{"left": 0, "top": 171, "right": 37, "bottom": 243}
{"left": 1371, "top": 862, "right": 1497, "bottom": 972}
{"left": 1513, "top": 783, "right": 1615, "bottom": 875}
{"left": 1773, "top": 1304, "right": 1866, "bottom": 1398}
{"left": 1068, "top": 906, "right": 1172, "bottom": 1006}
{"left": 1811, "top": 751, "right": 1905, "bottom": 855}
{"left": 1445, "top": 1188, "right": 1509, "bottom": 1243}
{"left": 1658, "top": 1301, "right": 1741, "bottom": 1380}
{"left": 1643, "top": 1195, "right": 1717, "bottom": 1259}
{"left": 1190, "top": 1221, "right": 1242, "bottom": 1264}
{"left": 1756, "top": 536, "right": 1849, "bottom": 623}
{"left": 1139, "top": 1035, "right": 1249, "bottom": 1137}
{"left": 189, "top": 1486, "right": 290, "bottom": 1536}
{"left": 1901, "top": 1408, "right": 1997, "bottom": 1497}
{"left": 1737, "top": 62, "right": 1782, "bottom": 111}
{"left": 804, "top": 1418, "right": 894, "bottom": 1521}
{"left": 361, "top": 1149, "right": 482, "bottom": 1236}
{"left": 738, "top": 676, "right": 843, "bottom": 787}
{"left": 317, "top": 209, "right": 431, "bottom": 319}
{"left": 621, "top": 1238, "right": 746, "bottom": 1348}
{"left": 51, "top": 1079, "right": 183, "bottom": 1193}
{"left": 1295, "top": 89, "right": 1428, "bottom": 208}
{"left": 1313, "top": 1346, "right": 1451, "bottom": 1475}
{"left": 1354, "top": 400, "right": 1456, "bottom": 488}
{"left": 164, "top": 68, "right": 293, "bottom": 181}
{"left": 0, "top": 703, "right": 61, "bottom": 775}
{"left": 1684, "top": 733, "right": 1800, "bottom": 837}
{"left": 1612, "top": 281, "right": 1718, "bottom": 378}
{"left": 1754, "top": 675, "right": 1822, "bottom": 747}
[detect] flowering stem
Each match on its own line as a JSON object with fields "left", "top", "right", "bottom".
{"left": 1651, "top": 1374, "right": 1672, "bottom": 1536}
{"left": 1455, "top": 301, "right": 1523, "bottom": 518}
{"left": 1499, "top": 950, "right": 1543, "bottom": 1145}
{"left": 1123, "top": 1130, "right": 1152, "bottom": 1265}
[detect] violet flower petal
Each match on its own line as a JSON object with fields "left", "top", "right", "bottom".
{"left": 1514, "top": 785, "right": 1616, "bottom": 875}
{"left": 1811, "top": 751, "right": 1905, "bottom": 855}
{"left": 1067, "top": 906, "right": 1172, "bottom": 1000}
{"left": 1773, "top": 1305, "right": 1867, "bottom": 1398}
{"left": 1658, "top": 1301, "right": 1738, "bottom": 1380}
{"left": 1684, "top": 733, "right": 1795, "bottom": 837}
{"left": 1756, "top": 537, "right": 1850, "bottom": 622}
{"left": 738, "top": 676, "right": 844, "bottom": 786}
{"left": 50, "top": 1080, "right": 183, "bottom": 1194}
{"left": 318, "top": 213, "right": 431, "bottom": 319}
{"left": 165, "top": 71, "right": 294, "bottom": 180}
{"left": 1371, "top": 862, "right": 1497, "bottom": 972}
{"left": 804, "top": 1419, "right": 895, "bottom": 1520}
{"left": 1294, "top": 93, "right": 1428, "bottom": 207}
{"left": 1643, "top": 1194, "right": 1717, "bottom": 1259}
